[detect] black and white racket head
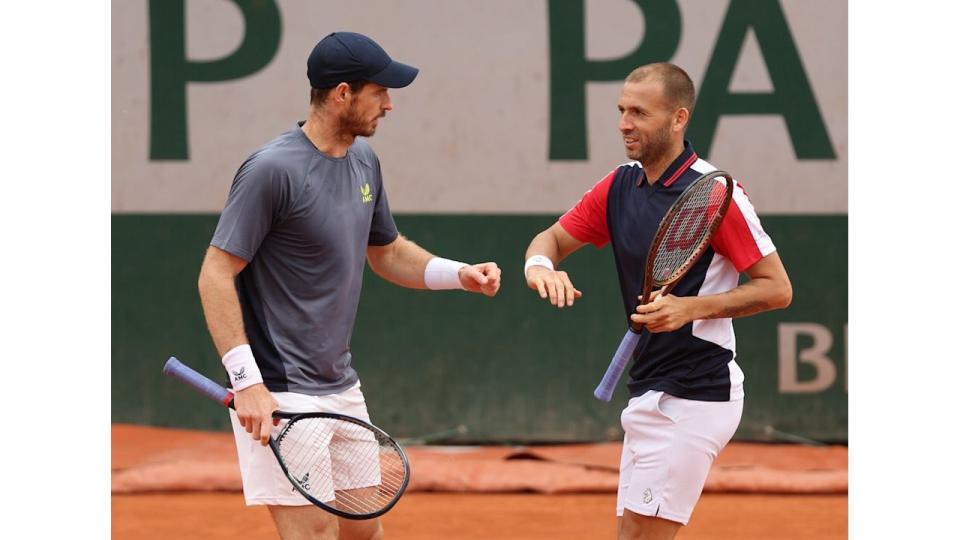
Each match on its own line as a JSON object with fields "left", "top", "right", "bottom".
{"left": 269, "top": 412, "right": 410, "bottom": 520}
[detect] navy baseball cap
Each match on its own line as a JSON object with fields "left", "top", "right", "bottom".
{"left": 307, "top": 32, "right": 419, "bottom": 89}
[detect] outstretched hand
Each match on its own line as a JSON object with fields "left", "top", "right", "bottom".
{"left": 459, "top": 262, "right": 502, "bottom": 297}
{"left": 526, "top": 266, "right": 583, "bottom": 308}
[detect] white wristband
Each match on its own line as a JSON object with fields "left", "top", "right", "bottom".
{"left": 524, "top": 255, "right": 555, "bottom": 279}
{"left": 222, "top": 344, "right": 264, "bottom": 391}
{"left": 424, "top": 257, "right": 468, "bottom": 290}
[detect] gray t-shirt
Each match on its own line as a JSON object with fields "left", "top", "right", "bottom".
{"left": 211, "top": 123, "right": 399, "bottom": 394}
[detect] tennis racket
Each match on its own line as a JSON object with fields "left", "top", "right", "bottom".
{"left": 162, "top": 357, "right": 410, "bottom": 520}
{"left": 593, "top": 170, "right": 735, "bottom": 402}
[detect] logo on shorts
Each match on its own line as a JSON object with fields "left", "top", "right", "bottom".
{"left": 295, "top": 472, "right": 311, "bottom": 492}
{"left": 642, "top": 488, "right": 653, "bottom": 504}
{"left": 360, "top": 183, "right": 374, "bottom": 203}
{"left": 231, "top": 367, "right": 247, "bottom": 383}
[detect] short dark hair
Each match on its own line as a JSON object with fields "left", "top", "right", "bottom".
{"left": 626, "top": 63, "right": 695, "bottom": 116}
{"left": 309, "top": 80, "right": 370, "bottom": 107}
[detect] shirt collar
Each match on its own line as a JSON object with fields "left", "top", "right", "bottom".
{"left": 638, "top": 140, "right": 698, "bottom": 187}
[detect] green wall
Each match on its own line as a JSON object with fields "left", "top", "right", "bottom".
{"left": 112, "top": 214, "right": 847, "bottom": 443}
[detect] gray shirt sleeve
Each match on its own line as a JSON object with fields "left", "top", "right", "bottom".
{"left": 211, "top": 155, "right": 298, "bottom": 261}
{"left": 368, "top": 160, "right": 399, "bottom": 246}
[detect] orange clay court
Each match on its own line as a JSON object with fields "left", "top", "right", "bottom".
{"left": 112, "top": 425, "right": 847, "bottom": 539}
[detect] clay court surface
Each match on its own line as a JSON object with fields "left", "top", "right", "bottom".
{"left": 113, "top": 492, "right": 846, "bottom": 539}
{"left": 113, "top": 425, "right": 847, "bottom": 539}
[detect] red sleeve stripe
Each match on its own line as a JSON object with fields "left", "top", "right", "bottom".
{"left": 711, "top": 181, "right": 776, "bottom": 271}
{"left": 558, "top": 167, "right": 621, "bottom": 248}
{"left": 730, "top": 181, "right": 775, "bottom": 257}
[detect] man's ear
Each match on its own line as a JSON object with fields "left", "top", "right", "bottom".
{"left": 674, "top": 107, "right": 690, "bottom": 133}
{"left": 334, "top": 82, "right": 352, "bottom": 104}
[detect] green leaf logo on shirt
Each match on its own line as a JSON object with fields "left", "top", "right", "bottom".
{"left": 360, "top": 183, "right": 373, "bottom": 203}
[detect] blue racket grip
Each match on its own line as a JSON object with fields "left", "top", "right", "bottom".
{"left": 163, "top": 357, "right": 235, "bottom": 408}
{"left": 593, "top": 329, "right": 645, "bottom": 402}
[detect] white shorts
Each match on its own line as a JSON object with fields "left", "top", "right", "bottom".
{"left": 229, "top": 381, "right": 373, "bottom": 506}
{"left": 616, "top": 390, "right": 743, "bottom": 525}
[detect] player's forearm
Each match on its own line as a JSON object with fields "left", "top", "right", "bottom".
{"left": 367, "top": 234, "right": 434, "bottom": 289}
{"left": 691, "top": 276, "right": 792, "bottom": 320}
{"left": 198, "top": 270, "right": 250, "bottom": 356}
{"left": 525, "top": 230, "right": 561, "bottom": 263}
{"left": 526, "top": 223, "right": 587, "bottom": 266}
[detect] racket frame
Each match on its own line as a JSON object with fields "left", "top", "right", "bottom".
{"left": 268, "top": 410, "right": 411, "bottom": 520}
{"left": 630, "top": 169, "right": 734, "bottom": 331}
{"left": 162, "top": 357, "right": 411, "bottom": 520}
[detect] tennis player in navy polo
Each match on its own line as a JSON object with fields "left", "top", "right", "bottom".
{"left": 523, "top": 63, "right": 792, "bottom": 539}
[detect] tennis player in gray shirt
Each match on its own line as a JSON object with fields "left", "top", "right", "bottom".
{"left": 198, "top": 32, "right": 501, "bottom": 539}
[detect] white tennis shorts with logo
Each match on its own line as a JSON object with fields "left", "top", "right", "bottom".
{"left": 228, "top": 381, "right": 373, "bottom": 506}
{"left": 616, "top": 390, "right": 743, "bottom": 525}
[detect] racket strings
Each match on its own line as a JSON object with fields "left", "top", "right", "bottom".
{"left": 652, "top": 178, "right": 728, "bottom": 284}
{"left": 276, "top": 417, "right": 406, "bottom": 515}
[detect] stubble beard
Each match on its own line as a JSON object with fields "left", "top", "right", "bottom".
{"left": 627, "top": 124, "right": 673, "bottom": 164}
{"left": 339, "top": 102, "right": 380, "bottom": 139}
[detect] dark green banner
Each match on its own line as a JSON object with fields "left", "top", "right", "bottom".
{"left": 112, "top": 214, "right": 847, "bottom": 443}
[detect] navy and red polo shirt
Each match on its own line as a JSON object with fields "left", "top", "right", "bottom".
{"left": 559, "top": 141, "right": 776, "bottom": 402}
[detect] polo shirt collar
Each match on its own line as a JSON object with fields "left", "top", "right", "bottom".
{"left": 638, "top": 140, "right": 699, "bottom": 187}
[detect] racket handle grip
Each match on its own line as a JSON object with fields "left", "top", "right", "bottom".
{"left": 593, "top": 329, "right": 643, "bottom": 402}
{"left": 163, "top": 357, "right": 235, "bottom": 408}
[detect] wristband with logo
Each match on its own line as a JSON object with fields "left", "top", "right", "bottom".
{"left": 222, "top": 344, "right": 264, "bottom": 391}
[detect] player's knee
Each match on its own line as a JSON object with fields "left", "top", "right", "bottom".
{"left": 619, "top": 512, "right": 642, "bottom": 539}
{"left": 340, "top": 520, "right": 384, "bottom": 540}
{"left": 304, "top": 518, "right": 338, "bottom": 540}
{"left": 276, "top": 522, "right": 337, "bottom": 540}
{"left": 363, "top": 524, "right": 384, "bottom": 540}
{"left": 339, "top": 519, "right": 382, "bottom": 540}
{"left": 361, "top": 522, "right": 384, "bottom": 540}
{"left": 270, "top": 506, "right": 339, "bottom": 540}
{"left": 619, "top": 510, "right": 680, "bottom": 540}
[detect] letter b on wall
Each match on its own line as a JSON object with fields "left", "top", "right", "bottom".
{"left": 778, "top": 323, "right": 837, "bottom": 393}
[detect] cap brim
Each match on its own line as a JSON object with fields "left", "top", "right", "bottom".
{"left": 368, "top": 60, "right": 419, "bottom": 88}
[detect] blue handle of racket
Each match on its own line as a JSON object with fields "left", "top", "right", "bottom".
{"left": 593, "top": 329, "right": 648, "bottom": 402}
{"left": 163, "top": 357, "right": 235, "bottom": 408}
